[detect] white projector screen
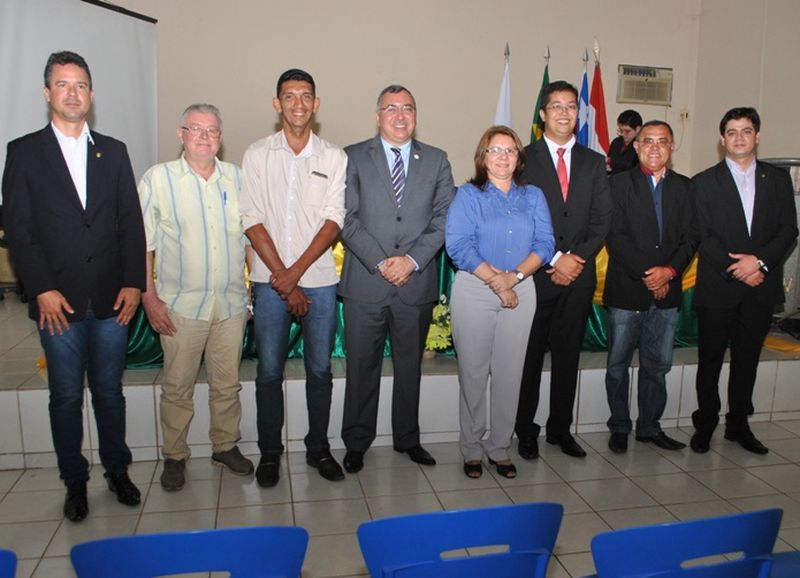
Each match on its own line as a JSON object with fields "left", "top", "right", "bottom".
{"left": 0, "top": 0, "right": 157, "bottom": 203}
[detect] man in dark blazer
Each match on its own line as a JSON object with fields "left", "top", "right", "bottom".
{"left": 603, "top": 121, "right": 697, "bottom": 454}
{"left": 691, "top": 107, "right": 798, "bottom": 455}
{"left": 515, "top": 80, "right": 612, "bottom": 459}
{"left": 339, "top": 85, "right": 454, "bottom": 473}
{"left": 2, "top": 51, "right": 145, "bottom": 521}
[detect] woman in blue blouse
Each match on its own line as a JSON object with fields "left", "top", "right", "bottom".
{"left": 446, "top": 126, "right": 554, "bottom": 479}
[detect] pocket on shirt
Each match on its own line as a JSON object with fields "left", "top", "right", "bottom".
{"left": 304, "top": 173, "right": 329, "bottom": 207}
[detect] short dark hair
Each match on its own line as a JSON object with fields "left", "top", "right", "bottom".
{"left": 44, "top": 51, "right": 92, "bottom": 89}
{"left": 276, "top": 68, "right": 315, "bottom": 97}
{"left": 719, "top": 107, "right": 760, "bottom": 135}
{"left": 376, "top": 84, "right": 416, "bottom": 109}
{"left": 469, "top": 125, "right": 526, "bottom": 189}
{"left": 637, "top": 120, "right": 674, "bottom": 140}
{"left": 540, "top": 81, "right": 578, "bottom": 111}
{"left": 617, "top": 109, "right": 642, "bottom": 129}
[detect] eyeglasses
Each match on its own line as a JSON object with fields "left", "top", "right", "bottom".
{"left": 378, "top": 104, "right": 416, "bottom": 116}
{"left": 181, "top": 125, "right": 221, "bottom": 139}
{"left": 639, "top": 138, "right": 672, "bottom": 147}
{"left": 545, "top": 102, "right": 578, "bottom": 114}
{"left": 485, "top": 146, "right": 518, "bottom": 157}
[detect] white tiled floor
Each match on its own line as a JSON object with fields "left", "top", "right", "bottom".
{"left": 2, "top": 298, "right": 800, "bottom": 577}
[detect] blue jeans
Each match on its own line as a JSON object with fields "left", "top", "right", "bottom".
{"left": 39, "top": 309, "right": 132, "bottom": 486}
{"left": 253, "top": 282, "right": 337, "bottom": 456}
{"left": 605, "top": 306, "right": 679, "bottom": 437}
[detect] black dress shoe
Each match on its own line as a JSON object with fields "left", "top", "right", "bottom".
{"left": 608, "top": 432, "right": 628, "bottom": 454}
{"left": 517, "top": 436, "right": 539, "bottom": 460}
{"left": 64, "top": 482, "right": 88, "bottom": 522}
{"left": 395, "top": 444, "right": 436, "bottom": 466}
{"left": 256, "top": 456, "right": 280, "bottom": 488}
{"left": 636, "top": 432, "right": 686, "bottom": 451}
{"left": 343, "top": 450, "right": 364, "bottom": 473}
{"left": 690, "top": 433, "right": 711, "bottom": 453}
{"left": 307, "top": 451, "right": 345, "bottom": 481}
{"left": 725, "top": 431, "right": 769, "bottom": 455}
{"left": 105, "top": 472, "right": 141, "bottom": 506}
{"left": 546, "top": 434, "right": 587, "bottom": 458}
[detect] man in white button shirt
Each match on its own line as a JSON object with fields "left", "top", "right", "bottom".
{"left": 690, "top": 107, "right": 797, "bottom": 455}
{"left": 240, "top": 69, "right": 347, "bottom": 487}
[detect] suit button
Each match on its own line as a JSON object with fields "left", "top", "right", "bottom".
{"left": 397, "top": 216, "right": 402, "bottom": 222}
{"left": 87, "top": 257, "right": 93, "bottom": 263}
{"left": 395, "top": 244, "right": 400, "bottom": 249}
{"left": 85, "top": 223, "right": 90, "bottom": 229}
{"left": 563, "top": 211, "right": 568, "bottom": 216}
{"left": 558, "top": 236, "right": 564, "bottom": 241}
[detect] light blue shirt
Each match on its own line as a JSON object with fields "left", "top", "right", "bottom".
{"left": 446, "top": 181, "right": 555, "bottom": 274}
{"left": 380, "top": 138, "right": 411, "bottom": 176}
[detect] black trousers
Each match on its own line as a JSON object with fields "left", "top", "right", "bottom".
{"left": 692, "top": 299, "right": 773, "bottom": 436}
{"left": 515, "top": 285, "right": 594, "bottom": 440}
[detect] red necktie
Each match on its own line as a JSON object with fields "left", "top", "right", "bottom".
{"left": 557, "top": 147, "right": 569, "bottom": 201}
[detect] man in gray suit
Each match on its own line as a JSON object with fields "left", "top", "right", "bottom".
{"left": 339, "top": 85, "right": 454, "bottom": 473}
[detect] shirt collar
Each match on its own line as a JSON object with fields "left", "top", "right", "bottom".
{"left": 275, "top": 130, "right": 316, "bottom": 158}
{"left": 178, "top": 154, "right": 221, "bottom": 180}
{"left": 380, "top": 137, "right": 412, "bottom": 155}
{"left": 725, "top": 156, "right": 756, "bottom": 176}
{"left": 543, "top": 134, "right": 575, "bottom": 155}
{"left": 51, "top": 120, "right": 94, "bottom": 144}
{"left": 639, "top": 165, "right": 669, "bottom": 180}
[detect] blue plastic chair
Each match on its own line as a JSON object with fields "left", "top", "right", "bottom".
{"left": 0, "top": 549, "right": 16, "bottom": 578}
{"left": 587, "top": 508, "right": 782, "bottom": 578}
{"left": 357, "top": 502, "right": 564, "bottom": 578}
{"left": 70, "top": 525, "right": 308, "bottom": 578}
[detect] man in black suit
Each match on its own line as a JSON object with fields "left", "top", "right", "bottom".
{"left": 603, "top": 121, "right": 697, "bottom": 454}
{"left": 515, "top": 80, "right": 612, "bottom": 459}
{"left": 338, "top": 85, "right": 454, "bottom": 473}
{"left": 2, "top": 51, "right": 146, "bottom": 521}
{"left": 691, "top": 107, "right": 798, "bottom": 455}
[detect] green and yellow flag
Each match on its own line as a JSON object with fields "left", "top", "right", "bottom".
{"left": 530, "top": 62, "right": 549, "bottom": 143}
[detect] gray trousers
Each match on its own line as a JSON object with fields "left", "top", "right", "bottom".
{"left": 451, "top": 271, "right": 536, "bottom": 461}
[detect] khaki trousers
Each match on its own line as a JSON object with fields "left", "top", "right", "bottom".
{"left": 159, "top": 309, "right": 247, "bottom": 460}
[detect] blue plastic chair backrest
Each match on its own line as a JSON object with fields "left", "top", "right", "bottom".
{"left": 0, "top": 549, "right": 16, "bottom": 578}
{"left": 590, "top": 508, "right": 782, "bottom": 578}
{"left": 70, "top": 525, "right": 308, "bottom": 578}
{"left": 357, "top": 502, "right": 564, "bottom": 578}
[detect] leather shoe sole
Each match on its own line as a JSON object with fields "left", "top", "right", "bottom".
{"left": 546, "top": 435, "right": 587, "bottom": 458}
{"left": 636, "top": 432, "right": 686, "bottom": 451}
{"left": 395, "top": 445, "right": 436, "bottom": 466}
{"left": 608, "top": 432, "right": 628, "bottom": 454}
{"left": 307, "top": 453, "right": 345, "bottom": 481}
{"left": 105, "top": 473, "right": 141, "bottom": 506}
{"left": 517, "top": 437, "right": 539, "bottom": 460}
{"left": 725, "top": 432, "right": 769, "bottom": 455}
{"left": 343, "top": 450, "right": 364, "bottom": 473}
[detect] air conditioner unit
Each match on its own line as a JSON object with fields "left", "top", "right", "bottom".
{"left": 617, "top": 65, "right": 673, "bottom": 106}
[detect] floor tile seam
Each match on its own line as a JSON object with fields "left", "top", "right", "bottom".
{"left": 687, "top": 468, "right": 785, "bottom": 500}
{"left": 139, "top": 505, "right": 219, "bottom": 516}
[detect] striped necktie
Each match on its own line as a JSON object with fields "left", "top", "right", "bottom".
{"left": 390, "top": 147, "right": 405, "bottom": 206}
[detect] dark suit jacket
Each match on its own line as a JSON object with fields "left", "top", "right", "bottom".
{"left": 692, "top": 160, "right": 797, "bottom": 308}
{"left": 2, "top": 125, "right": 146, "bottom": 321}
{"left": 338, "top": 136, "right": 454, "bottom": 305}
{"left": 522, "top": 139, "right": 612, "bottom": 302}
{"left": 604, "top": 168, "right": 697, "bottom": 310}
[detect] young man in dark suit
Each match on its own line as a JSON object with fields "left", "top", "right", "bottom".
{"left": 691, "top": 107, "right": 798, "bottom": 454}
{"left": 603, "top": 121, "right": 697, "bottom": 454}
{"left": 515, "top": 81, "right": 612, "bottom": 459}
{"left": 2, "top": 51, "right": 146, "bottom": 521}
{"left": 339, "top": 85, "right": 454, "bottom": 473}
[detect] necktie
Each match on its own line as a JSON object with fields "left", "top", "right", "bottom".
{"left": 390, "top": 147, "right": 405, "bottom": 206}
{"left": 557, "top": 147, "right": 569, "bottom": 201}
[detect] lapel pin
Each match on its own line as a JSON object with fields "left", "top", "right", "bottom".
{"left": 96, "top": 152, "right": 102, "bottom": 158}
{"left": 413, "top": 153, "right": 419, "bottom": 160}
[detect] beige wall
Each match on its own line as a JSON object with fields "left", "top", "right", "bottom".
{"left": 118, "top": 0, "right": 797, "bottom": 180}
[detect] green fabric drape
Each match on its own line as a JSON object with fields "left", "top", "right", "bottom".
{"left": 125, "top": 253, "right": 699, "bottom": 368}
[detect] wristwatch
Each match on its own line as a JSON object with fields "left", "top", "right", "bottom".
{"left": 514, "top": 270, "right": 525, "bottom": 283}
{"left": 757, "top": 259, "right": 769, "bottom": 274}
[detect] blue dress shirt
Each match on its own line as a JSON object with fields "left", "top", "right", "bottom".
{"left": 445, "top": 181, "right": 555, "bottom": 274}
